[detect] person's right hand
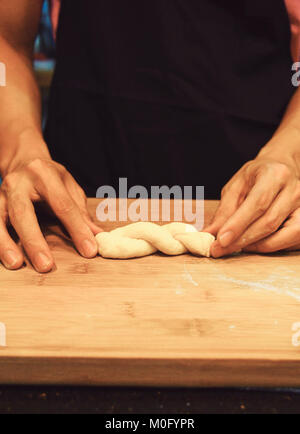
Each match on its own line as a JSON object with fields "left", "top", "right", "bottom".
{"left": 0, "top": 157, "right": 102, "bottom": 272}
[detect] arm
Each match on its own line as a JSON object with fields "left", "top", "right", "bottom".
{"left": 0, "top": 0, "right": 50, "bottom": 176}
{"left": 257, "top": 85, "right": 300, "bottom": 172}
{"left": 0, "top": 1, "right": 101, "bottom": 272}
{"left": 206, "top": 86, "right": 300, "bottom": 257}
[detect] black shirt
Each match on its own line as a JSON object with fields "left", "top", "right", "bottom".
{"left": 45, "top": 0, "right": 295, "bottom": 198}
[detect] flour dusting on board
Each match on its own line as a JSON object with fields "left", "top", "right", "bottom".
{"left": 182, "top": 263, "right": 199, "bottom": 287}
{"left": 217, "top": 272, "right": 300, "bottom": 302}
{"left": 182, "top": 262, "right": 300, "bottom": 302}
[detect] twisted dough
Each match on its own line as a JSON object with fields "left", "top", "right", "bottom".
{"left": 95, "top": 222, "right": 215, "bottom": 259}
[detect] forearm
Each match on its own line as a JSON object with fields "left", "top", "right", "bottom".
{"left": 257, "top": 86, "right": 300, "bottom": 176}
{"left": 0, "top": 35, "right": 51, "bottom": 178}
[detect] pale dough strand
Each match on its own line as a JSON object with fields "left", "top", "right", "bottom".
{"left": 95, "top": 222, "right": 215, "bottom": 259}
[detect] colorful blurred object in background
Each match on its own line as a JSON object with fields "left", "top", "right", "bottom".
{"left": 34, "top": 0, "right": 56, "bottom": 128}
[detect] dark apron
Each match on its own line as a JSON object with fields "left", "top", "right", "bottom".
{"left": 45, "top": 0, "right": 295, "bottom": 198}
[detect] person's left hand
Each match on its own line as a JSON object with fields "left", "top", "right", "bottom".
{"left": 242, "top": 207, "right": 300, "bottom": 253}
{"left": 205, "top": 156, "right": 300, "bottom": 258}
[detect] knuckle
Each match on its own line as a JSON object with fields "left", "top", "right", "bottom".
{"left": 76, "top": 185, "right": 87, "bottom": 203}
{"left": 1, "top": 173, "right": 18, "bottom": 192}
{"left": 27, "top": 158, "right": 49, "bottom": 174}
{"left": 241, "top": 160, "right": 254, "bottom": 172}
{"left": 21, "top": 237, "right": 37, "bottom": 248}
{"left": 8, "top": 196, "right": 27, "bottom": 220}
{"left": 275, "top": 163, "right": 291, "bottom": 180}
{"left": 54, "top": 196, "right": 75, "bottom": 215}
{"left": 79, "top": 186, "right": 86, "bottom": 199}
{"left": 220, "top": 186, "right": 228, "bottom": 198}
{"left": 212, "top": 207, "right": 226, "bottom": 223}
{"left": 0, "top": 199, "right": 9, "bottom": 224}
{"left": 1, "top": 209, "right": 8, "bottom": 224}
{"left": 24, "top": 238, "right": 46, "bottom": 251}
{"left": 264, "top": 215, "right": 280, "bottom": 233}
{"left": 255, "top": 193, "right": 270, "bottom": 214}
{"left": 56, "top": 162, "right": 67, "bottom": 173}
{"left": 26, "top": 158, "right": 46, "bottom": 172}
{"left": 244, "top": 160, "right": 256, "bottom": 176}
{"left": 81, "top": 206, "right": 90, "bottom": 218}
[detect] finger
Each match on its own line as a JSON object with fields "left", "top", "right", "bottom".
{"left": 211, "top": 188, "right": 293, "bottom": 257}
{"left": 216, "top": 171, "right": 283, "bottom": 248}
{"left": 39, "top": 172, "right": 98, "bottom": 258}
{"left": 0, "top": 193, "right": 24, "bottom": 269}
{"left": 243, "top": 225, "right": 300, "bottom": 253}
{"left": 204, "top": 178, "right": 246, "bottom": 235}
{"left": 210, "top": 240, "right": 241, "bottom": 258}
{"left": 81, "top": 210, "right": 104, "bottom": 235}
{"left": 63, "top": 172, "right": 103, "bottom": 235}
{"left": 7, "top": 192, "right": 54, "bottom": 272}
{"left": 243, "top": 208, "right": 300, "bottom": 253}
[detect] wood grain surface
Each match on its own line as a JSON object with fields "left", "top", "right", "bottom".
{"left": 0, "top": 199, "right": 299, "bottom": 387}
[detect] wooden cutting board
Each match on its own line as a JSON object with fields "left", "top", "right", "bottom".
{"left": 0, "top": 199, "right": 299, "bottom": 387}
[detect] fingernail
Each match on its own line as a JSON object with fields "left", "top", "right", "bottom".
{"left": 81, "top": 239, "right": 98, "bottom": 257}
{"left": 36, "top": 252, "right": 52, "bottom": 271}
{"left": 2, "top": 250, "right": 19, "bottom": 268}
{"left": 210, "top": 243, "right": 221, "bottom": 258}
{"left": 219, "top": 231, "right": 234, "bottom": 247}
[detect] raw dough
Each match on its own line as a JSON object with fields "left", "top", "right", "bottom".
{"left": 95, "top": 222, "right": 215, "bottom": 259}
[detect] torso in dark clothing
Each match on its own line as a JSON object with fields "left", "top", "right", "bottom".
{"left": 45, "top": 0, "right": 295, "bottom": 198}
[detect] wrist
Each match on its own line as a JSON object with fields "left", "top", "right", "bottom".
{"left": 0, "top": 126, "right": 51, "bottom": 178}
{"left": 256, "top": 126, "right": 300, "bottom": 177}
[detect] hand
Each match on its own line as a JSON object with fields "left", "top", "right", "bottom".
{"left": 0, "top": 157, "right": 102, "bottom": 272}
{"left": 243, "top": 207, "right": 300, "bottom": 253}
{"left": 205, "top": 157, "right": 300, "bottom": 258}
